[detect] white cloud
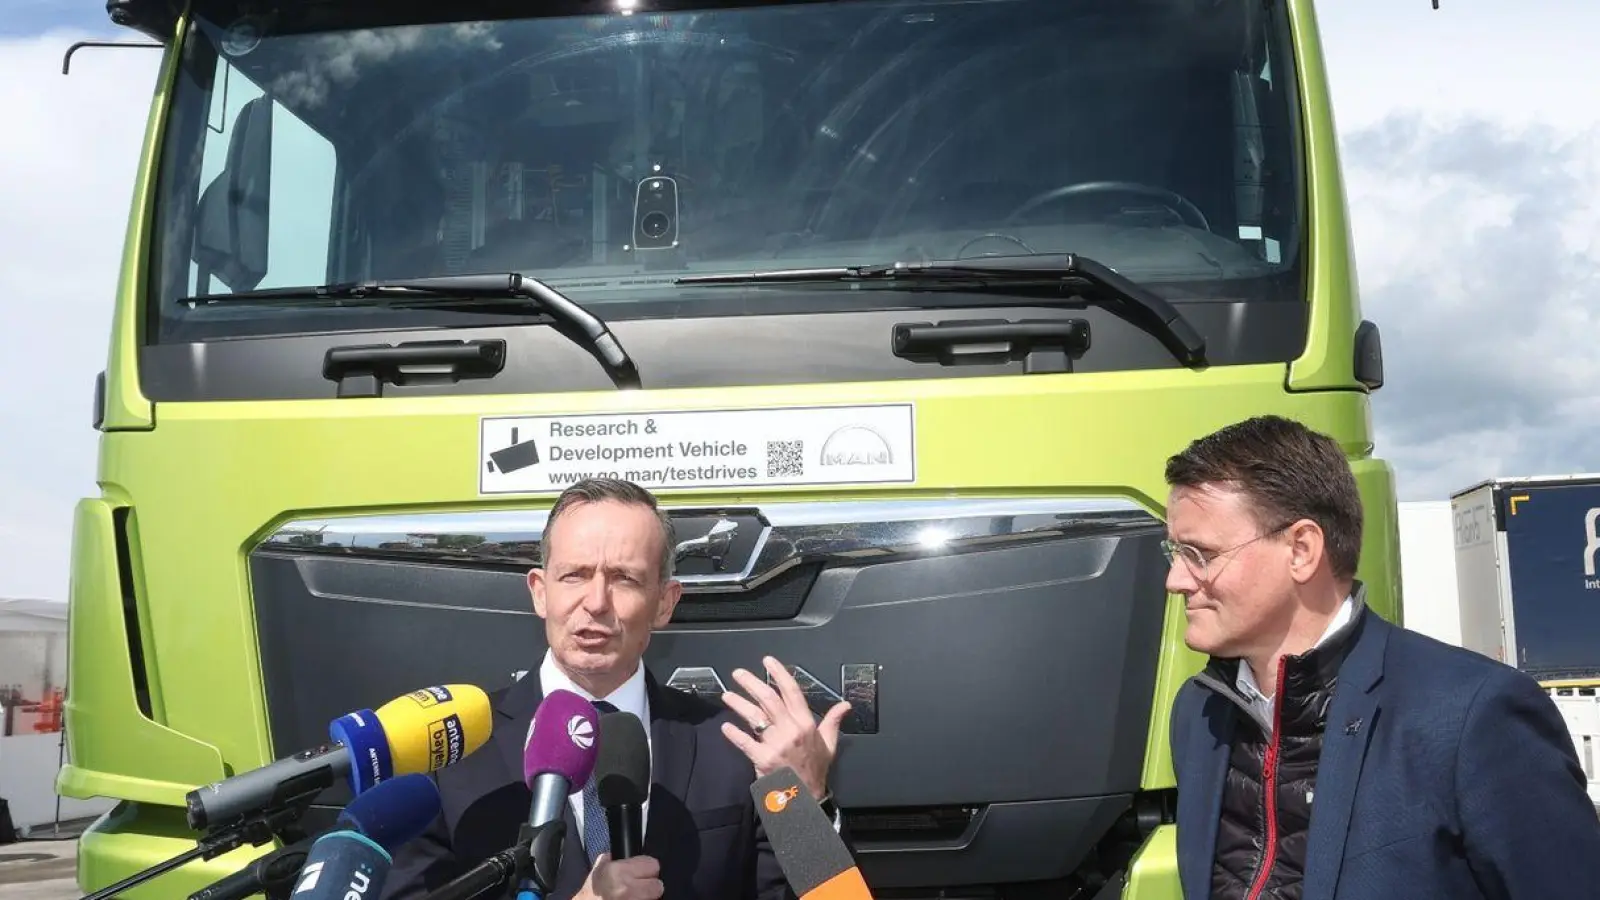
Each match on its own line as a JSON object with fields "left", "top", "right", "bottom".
{"left": 1342, "top": 118, "right": 1600, "bottom": 501}
{"left": 1312, "top": 0, "right": 1600, "bottom": 500}
{"left": 0, "top": 30, "right": 160, "bottom": 597}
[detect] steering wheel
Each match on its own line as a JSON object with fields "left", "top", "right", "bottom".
{"left": 1005, "top": 180, "right": 1211, "bottom": 232}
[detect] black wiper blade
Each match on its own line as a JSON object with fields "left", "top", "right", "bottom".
{"left": 181, "top": 273, "right": 641, "bottom": 389}
{"left": 677, "top": 253, "right": 1206, "bottom": 367}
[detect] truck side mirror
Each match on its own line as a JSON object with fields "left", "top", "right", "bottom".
{"left": 192, "top": 95, "right": 272, "bottom": 291}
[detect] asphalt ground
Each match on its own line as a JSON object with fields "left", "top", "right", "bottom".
{"left": 0, "top": 837, "right": 78, "bottom": 900}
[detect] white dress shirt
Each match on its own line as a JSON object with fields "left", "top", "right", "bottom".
{"left": 538, "top": 649, "right": 653, "bottom": 840}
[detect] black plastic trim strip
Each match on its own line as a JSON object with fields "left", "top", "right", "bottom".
{"left": 111, "top": 507, "right": 155, "bottom": 720}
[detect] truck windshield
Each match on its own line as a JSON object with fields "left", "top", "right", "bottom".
{"left": 150, "top": 0, "right": 1303, "bottom": 343}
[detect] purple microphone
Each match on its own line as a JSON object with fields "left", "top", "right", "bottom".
{"left": 523, "top": 689, "right": 602, "bottom": 828}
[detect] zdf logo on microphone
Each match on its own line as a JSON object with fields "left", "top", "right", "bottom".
{"left": 764, "top": 785, "right": 799, "bottom": 813}
{"left": 568, "top": 714, "right": 595, "bottom": 749}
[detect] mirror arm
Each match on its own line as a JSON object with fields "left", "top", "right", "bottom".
{"left": 61, "top": 39, "right": 162, "bottom": 76}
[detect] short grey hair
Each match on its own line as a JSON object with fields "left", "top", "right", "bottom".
{"left": 540, "top": 478, "right": 676, "bottom": 582}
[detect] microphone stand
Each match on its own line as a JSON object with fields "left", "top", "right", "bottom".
{"left": 423, "top": 820, "right": 566, "bottom": 900}
{"left": 186, "top": 834, "right": 319, "bottom": 900}
{"left": 78, "top": 776, "right": 325, "bottom": 900}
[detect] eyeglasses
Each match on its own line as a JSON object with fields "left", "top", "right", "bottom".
{"left": 1160, "top": 523, "right": 1291, "bottom": 582}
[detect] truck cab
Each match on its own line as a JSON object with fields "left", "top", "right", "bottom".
{"left": 60, "top": 1, "right": 1399, "bottom": 898}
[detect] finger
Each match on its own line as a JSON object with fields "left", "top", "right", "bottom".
{"left": 720, "top": 690, "right": 773, "bottom": 734}
{"left": 639, "top": 878, "right": 665, "bottom": 900}
{"left": 731, "top": 666, "right": 784, "bottom": 719}
{"left": 820, "top": 700, "right": 852, "bottom": 746}
{"left": 764, "top": 656, "right": 811, "bottom": 719}
{"left": 620, "top": 855, "right": 661, "bottom": 878}
{"left": 731, "top": 667, "right": 786, "bottom": 723}
{"left": 720, "top": 720, "right": 765, "bottom": 761}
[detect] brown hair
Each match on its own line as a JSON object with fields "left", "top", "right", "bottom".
{"left": 1165, "top": 415, "right": 1363, "bottom": 579}
{"left": 541, "top": 478, "right": 677, "bottom": 581}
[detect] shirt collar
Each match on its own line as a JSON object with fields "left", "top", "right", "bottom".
{"left": 538, "top": 649, "right": 651, "bottom": 724}
{"left": 1237, "top": 592, "right": 1354, "bottom": 703}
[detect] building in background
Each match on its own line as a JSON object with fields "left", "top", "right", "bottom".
{"left": 0, "top": 598, "right": 114, "bottom": 841}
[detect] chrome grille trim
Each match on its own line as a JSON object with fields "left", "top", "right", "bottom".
{"left": 258, "top": 497, "right": 1157, "bottom": 589}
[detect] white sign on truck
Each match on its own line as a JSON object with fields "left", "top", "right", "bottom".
{"left": 479, "top": 403, "right": 916, "bottom": 495}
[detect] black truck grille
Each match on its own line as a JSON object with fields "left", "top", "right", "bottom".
{"left": 247, "top": 496, "right": 1171, "bottom": 890}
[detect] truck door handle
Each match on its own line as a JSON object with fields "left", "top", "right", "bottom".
{"left": 322, "top": 339, "right": 507, "bottom": 397}
{"left": 891, "top": 319, "right": 1090, "bottom": 373}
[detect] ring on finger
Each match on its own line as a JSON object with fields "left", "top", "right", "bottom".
{"left": 752, "top": 719, "right": 770, "bottom": 735}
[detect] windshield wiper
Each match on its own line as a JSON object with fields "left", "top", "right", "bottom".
{"left": 676, "top": 253, "right": 1206, "bottom": 367}
{"left": 181, "top": 273, "right": 641, "bottom": 389}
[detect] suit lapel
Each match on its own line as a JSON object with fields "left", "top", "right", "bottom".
{"left": 491, "top": 670, "right": 593, "bottom": 898}
{"left": 1177, "top": 686, "right": 1236, "bottom": 900}
{"left": 493, "top": 670, "right": 542, "bottom": 789}
{"left": 642, "top": 672, "right": 696, "bottom": 858}
{"left": 1301, "top": 606, "right": 1387, "bottom": 900}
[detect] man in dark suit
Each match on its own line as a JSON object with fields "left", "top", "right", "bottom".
{"left": 1162, "top": 415, "right": 1600, "bottom": 900}
{"left": 383, "top": 478, "right": 851, "bottom": 900}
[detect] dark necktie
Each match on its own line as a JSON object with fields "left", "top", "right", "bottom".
{"left": 582, "top": 700, "right": 617, "bottom": 862}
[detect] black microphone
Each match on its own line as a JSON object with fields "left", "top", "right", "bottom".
{"left": 420, "top": 820, "right": 567, "bottom": 900}
{"left": 184, "top": 683, "right": 491, "bottom": 832}
{"left": 188, "top": 773, "right": 442, "bottom": 900}
{"left": 595, "top": 710, "right": 650, "bottom": 860}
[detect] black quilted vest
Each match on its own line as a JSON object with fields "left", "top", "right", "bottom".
{"left": 1192, "top": 606, "right": 1364, "bottom": 900}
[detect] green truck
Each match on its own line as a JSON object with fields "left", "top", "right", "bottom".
{"left": 60, "top": 0, "right": 1400, "bottom": 897}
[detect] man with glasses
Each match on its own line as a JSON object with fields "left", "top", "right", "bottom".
{"left": 1162, "top": 415, "right": 1600, "bottom": 900}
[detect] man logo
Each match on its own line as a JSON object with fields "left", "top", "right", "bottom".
{"left": 764, "top": 786, "right": 800, "bottom": 814}
{"left": 667, "top": 663, "right": 879, "bottom": 734}
{"left": 819, "top": 425, "right": 892, "bottom": 467}
{"left": 568, "top": 714, "right": 595, "bottom": 749}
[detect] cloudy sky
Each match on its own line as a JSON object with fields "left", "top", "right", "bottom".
{"left": 1, "top": 0, "right": 1596, "bottom": 600}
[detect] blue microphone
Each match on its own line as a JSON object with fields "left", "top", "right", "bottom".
{"left": 288, "top": 772, "right": 442, "bottom": 899}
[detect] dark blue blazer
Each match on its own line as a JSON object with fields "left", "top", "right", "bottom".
{"left": 1170, "top": 602, "right": 1600, "bottom": 899}
{"left": 382, "top": 667, "right": 794, "bottom": 900}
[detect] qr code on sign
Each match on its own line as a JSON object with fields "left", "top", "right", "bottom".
{"left": 766, "top": 440, "right": 804, "bottom": 478}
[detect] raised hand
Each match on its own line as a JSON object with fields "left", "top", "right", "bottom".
{"left": 719, "top": 655, "right": 851, "bottom": 800}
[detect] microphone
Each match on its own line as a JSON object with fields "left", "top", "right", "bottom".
{"left": 523, "top": 689, "right": 603, "bottom": 828}
{"left": 594, "top": 711, "right": 650, "bottom": 860}
{"left": 423, "top": 690, "right": 599, "bottom": 900}
{"left": 337, "top": 685, "right": 494, "bottom": 795}
{"left": 185, "top": 684, "right": 491, "bottom": 833}
{"left": 283, "top": 772, "right": 443, "bottom": 900}
{"left": 750, "top": 767, "right": 873, "bottom": 900}
{"left": 517, "top": 690, "right": 602, "bottom": 900}
{"left": 187, "top": 773, "right": 441, "bottom": 900}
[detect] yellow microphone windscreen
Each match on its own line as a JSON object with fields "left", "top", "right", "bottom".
{"left": 375, "top": 684, "right": 493, "bottom": 776}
